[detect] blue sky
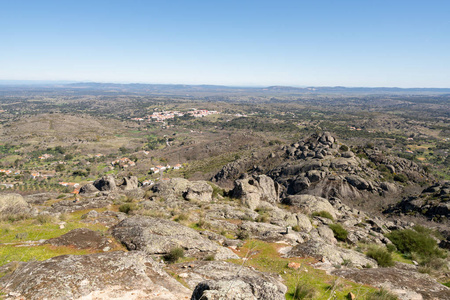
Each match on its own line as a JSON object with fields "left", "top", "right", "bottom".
{"left": 1, "top": 0, "right": 449, "bottom": 87}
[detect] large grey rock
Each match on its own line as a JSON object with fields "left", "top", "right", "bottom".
{"left": 172, "top": 261, "right": 286, "bottom": 300}
{"left": 48, "top": 197, "right": 112, "bottom": 213}
{"left": 0, "top": 193, "right": 31, "bottom": 215}
{"left": 93, "top": 175, "right": 117, "bottom": 191}
{"left": 44, "top": 228, "right": 113, "bottom": 250}
{"left": 333, "top": 268, "right": 450, "bottom": 300}
{"left": 286, "top": 238, "right": 377, "bottom": 268}
{"left": 185, "top": 182, "right": 214, "bottom": 202}
{"left": 24, "top": 193, "right": 58, "bottom": 205}
{"left": 231, "top": 175, "right": 279, "bottom": 210}
{"left": 282, "top": 194, "right": 337, "bottom": 220}
{"left": 345, "top": 175, "right": 370, "bottom": 190}
{"left": 111, "top": 216, "right": 237, "bottom": 259}
{"left": 152, "top": 178, "right": 213, "bottom": 202}
{"left": 0, "top": 251, "right": 191, "bottom": 300}
{"left": 79, "top": 183, "right": 99, "bottom": 194}
{"left": 118, "top": 176, "right": 139, "bottom": 190}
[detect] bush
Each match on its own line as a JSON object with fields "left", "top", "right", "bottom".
{"left": 339, "top": 145, "right": 349, "bottom": 152}
{"left": 386, "top": 243, "right": 397, "bottom": 253}
{"left": 36, "top": 214, "right": 54, "bottom": 224}
{"left": 366, "top": 288, "right": 398, "bottom": 300}
{"left": 329, "top": 224, "right": 348, "bottom": 242}
{"left": 386, "top": 228, "right": 446, "bottom": 259}
{"left": 366, "top": 246, "right": 394, "bottom": 267}
{"left": 292, "top": 283, "right": 316, "bottom": 299}
{"left": 312, "top": 210, "right": 334, "bottom": 221}
{"left": 119, "top": 203, "right": 135, "bottom": 214}
{"left": 393, "top": 173, "right": 408, "bottom": 183}
{"left": 236, "top": 229, "right": 250, "bottom": 240}
{"left": 163, "top": 247, "right": 184, "bottom": 263}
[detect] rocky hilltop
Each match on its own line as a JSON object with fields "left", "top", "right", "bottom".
{"left": 0, "top": 133, "right": 449, "bottom": 299}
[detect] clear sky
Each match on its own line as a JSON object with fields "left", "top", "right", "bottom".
{"left": 1, "top": 0, "right": 449, "bottom": 87}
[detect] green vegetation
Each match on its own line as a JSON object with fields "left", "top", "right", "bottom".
{"left": 163, "top": 247, "right": 185, "bottom": 263}
{"left": 386, "top": 228, "right": 446, "bottom": 259}
{"left": 366, "top": 246, "right": 394, "bottom": 267}
{"left": 232, "top": 240, "right": 378, "bottom": 300}
{"left": 366, "top": 288, "right": 398, "bottom": 300}
{"left": 118, "top": 203, "right": 136, "bottom": 214}
{"left": 312, "top": 211, "right": 334, "bottom": 221}
{"left": 292, "top": 283, "right": 316, "bottom": 299}
{"left": 329, "top": 224, "right": 348, "bottom": 242}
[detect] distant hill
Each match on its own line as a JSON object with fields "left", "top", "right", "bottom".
{"left": 1, "top": 81, "right": 450, "bottom": 95}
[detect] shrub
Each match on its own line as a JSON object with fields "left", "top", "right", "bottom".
{"left": 255, "top": 214, "right": 269, "bottom": 223}
{"left": 386, "top": 243, "right": 397, "bottom": 253}
{"left": 36, "top": 214, "right": 54, "bottom": 224}
{"left": 204, "top": 254, "right": 215, "bottom": 261}
{"left": 366, "top": 288, "right": 398, "bottom": 300}
{"left": 339, "top": 145, "right": 349, "bottom": 152}
{"left": 393, "top": 173, "right": 408, "bottom": 183}
{"left": 207, "top": 182, "right": 224, "bottom": 198}
{"left": 329, "top": 224, "right": 348, "bottom": 242}
{"left": 312, "top": 210, "right": 334, "bottom": 221}
{"left": 236, "top": 229, "right": 250, "bottom": 240}
{"left": 119, "top": 203, "right": 135, "bottom": 214}
{"left": 174, "top": 213, "right": 189, "bottom": 222}
{"left": 163, "top": 247, "right": 184, "bottom": 263}
{"left": 366, "top": 246, "right": 394, "bottom": 267}
{"left": 386, "top": 228, "right": 446, "bottom": 259}
{"left": 292, "top": 283, "right": 316, "bottom": 299}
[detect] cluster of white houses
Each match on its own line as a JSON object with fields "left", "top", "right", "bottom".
{"left": 150, "top": 163, "right": 183, "bottom": 174}
{"left": 132, "top": 109, "right": 219, "bottom": 123}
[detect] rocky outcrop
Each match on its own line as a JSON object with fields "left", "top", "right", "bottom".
{"left": 212, "top": 157, "right": 253, "bottom": 186}
{"left": 24, "top": 193, "right": 59, "bottom": 205}
{"left": 169, "top": 261, "right": 287, "bottom": 300}
{"left": 93, "top": 175, "right": 117, "bottom": 191}
{"left": 0, "top": 193, "right": 31, "bottom": 215}
{"left": 47, "top": 197, "right": 112, "bottom": 213}
{"left": 44, "top": 228, "right": 113, "bottom": 250}
{"left": 111, "top": 216, "right": 237, "bottom": 259}
{"left": 333, "top": 267, "right": 450, "bottom": 300}
{"left": 117, "top": 176, "right": 139, "bottom": 190}
{"left": 80, "top": 175, "right": 140, "bottom": 194}
{"left": 0, "top": 251, "right": 191, "bottom": 300}
{"left": 266, "top": 133, "right": 408, "bottom": 213}
{"left": 231, "top": 174, "right": 279, "bottom": 210}
{"left": 152, "top": 178, "right": 213, "bottom": 202}
{"left": 282, "top": 194, "right": 337, "bottom": 220}
{"left": 285, "top": 238, "right": 377, "bottom": 268}
{"left": 384, "top": 181, "right": 450, "bottom": 223}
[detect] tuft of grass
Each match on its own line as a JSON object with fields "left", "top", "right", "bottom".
{"left": 236, "top": 229, "right": 250, "bottom": 240}
{"left": 36, "top": 214, "right": 54, "bottom": 224}
{"left": 366, "top": 246, "right": 394, "bottom": 267}
{"left": 329, "top": 224, "right": 348, "bottom": 242}
{"left": 292, "top": 283, "right": 316, "bottom": 299}
{"left": 204, "top": 254, "right": 215, "bottom": 261}
{"left": 118, "top": 203, "right": 136, "bottom": 214}
{"left": 312, "top": 211, "right": 334, "bottom": 221}
{"left": 366, "top": 288, "right": 398, "bottom": 300}
{"left": 163, "top": 247, "right": 184, "bottom": 263}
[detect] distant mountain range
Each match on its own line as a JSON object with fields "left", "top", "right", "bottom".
{"left": 1, "top": 81, "right": 449, "bottom": 95}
